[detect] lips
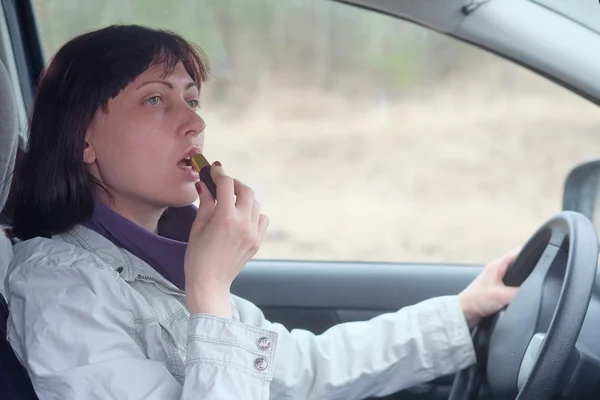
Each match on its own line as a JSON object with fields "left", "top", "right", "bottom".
{"left": 178, "top": 146, "right": 202, "bottom": 167}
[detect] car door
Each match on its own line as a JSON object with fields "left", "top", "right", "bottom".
{"left": 5, "top": 0, "right": 600, "bottom": 399}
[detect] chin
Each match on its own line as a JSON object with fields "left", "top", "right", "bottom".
{"left": 167, "top": 187, "right": 199, "bottom": 208}
{"left": 150, "top": 182, "right": 198, "bottom": 209}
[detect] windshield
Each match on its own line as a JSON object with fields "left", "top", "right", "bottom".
{"left": 29, "top": 0, "right": 600, "bottom": 264}
{"left": 532, "top": 0, "right": 600, "bottom": 33}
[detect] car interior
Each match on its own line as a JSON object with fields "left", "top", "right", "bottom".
{"left": 0, "top": 55, "right": 37, "bottom": 399}
{"left": 2, "top": 0, "right": 600, "bottom": 399}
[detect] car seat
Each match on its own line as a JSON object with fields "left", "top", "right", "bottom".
{"left": 0, "top": 57, "right": 38, "bottom": 399}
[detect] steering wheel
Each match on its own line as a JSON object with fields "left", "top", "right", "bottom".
{"left": 448, "top": 211, "right": 598, "bottom": 400}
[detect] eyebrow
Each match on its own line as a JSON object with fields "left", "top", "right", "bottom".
{"left": 137, "top": 80, "right": 198, "bottom": 91}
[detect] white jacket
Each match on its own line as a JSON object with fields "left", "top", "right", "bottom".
{"left": 4, "top": 225, "right": 475, "bottom": 399}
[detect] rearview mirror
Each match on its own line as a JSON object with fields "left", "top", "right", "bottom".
{"left": 562, "top": 159, "right": 600, "bottom": 231}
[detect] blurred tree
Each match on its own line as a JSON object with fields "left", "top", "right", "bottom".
{"left": 31, "top": 0, "right": 492, "bottom": 101}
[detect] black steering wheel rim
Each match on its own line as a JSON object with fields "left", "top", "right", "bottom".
{"left": 449, "top": 211, "right": 598, "bottom": 400}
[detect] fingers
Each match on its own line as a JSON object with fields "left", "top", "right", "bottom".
{"left": 505, "top": 246, "right": 522, "bottom": 261}
{"left": 234, "top": 179, "right": 255, "bottom": 214}
{"left": 484, "top": 246, "right": 523, "bottom": 285}
{"left": 250, "top": 200, "right": 261, "bottom": 226}
{"left": 211, "top": 165, "right": 256, "bottom": 216}
{"left": 207, "top": 162, "right": 266, "bottom": 244}
{"left": 257, "top": 214, "right": 270, "bottom": 243}
{"left": 238, "top": 184, "right": 266, "bottom": 244}
{"left": 240, "top": 185, "right": 266, "bottom": 244}
{"left": 211, "top": 163, "right": 235, "bottom": 207}
{"left": 194, "top": 181, "right": 216, "bottom": 230}
{"left": 497, "top": 246, "right": 522, "bottom": 274}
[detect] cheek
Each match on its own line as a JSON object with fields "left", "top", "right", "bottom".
{"left": 95, "top": 123, "right": 167, "bottom": 179}
{"left": 90, "top": 108, "right": 186, "bottom": 194}
{"left": 96, "top": 127, "right": 138, "bottom": 168}
{"left": 102, "top": 111, "right": 168, "bottom": 153}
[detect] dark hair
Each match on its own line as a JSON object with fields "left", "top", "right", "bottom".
{"left": 11, "top": 25, "right": 210, "bottom": 240}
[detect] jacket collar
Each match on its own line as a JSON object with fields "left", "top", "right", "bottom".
{"left": 59, "top": 224, "right": 177, "bottom": 288}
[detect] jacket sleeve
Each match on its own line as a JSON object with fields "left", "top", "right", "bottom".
{"left": 232, "top": 294, "right": 475, "bottom": 400}
{"left": 5, "top": 254, "right": 278, "bottom": 400}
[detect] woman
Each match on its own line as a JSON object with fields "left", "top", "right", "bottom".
{"left": 5, "top": 25, "right": 519, "bottom": 399}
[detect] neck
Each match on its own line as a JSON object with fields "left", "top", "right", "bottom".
{"left": 96, "top": 192, "right": 165, "bottom": 234}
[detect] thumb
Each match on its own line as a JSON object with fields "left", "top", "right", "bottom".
{"left": 495, "top": 246, "right": 522, "bottom": 280}
{"left": 497, "top": 285, "right": 518, "bottom": 306}
{"left": 194, "top": 181, "right": 216, "bottom": 230}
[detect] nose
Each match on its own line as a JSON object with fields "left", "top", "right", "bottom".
{"left": 181, "top": 105, "right": 206, "bottom": 138}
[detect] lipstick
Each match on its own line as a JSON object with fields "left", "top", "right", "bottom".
{"left": 190, "top": 153, "right": 217, "bottom": 200}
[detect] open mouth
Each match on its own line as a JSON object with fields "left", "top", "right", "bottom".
{"left": 178, "top": 156, "right": 193, "bottom": 168}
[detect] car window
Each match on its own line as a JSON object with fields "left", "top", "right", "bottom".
{"left": 30, "top": 0, "right": 600, "bottom": 264}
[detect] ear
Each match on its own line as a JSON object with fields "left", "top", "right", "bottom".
{"left": 83, "top": 137, "right": 96, "bottom": 165}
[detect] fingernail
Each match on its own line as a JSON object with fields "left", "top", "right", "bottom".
{"left": 195, "top": 182, "right": 202, "bottom": 193}
{"left": 213, "top": 161, "right": 222, "bottom": 167}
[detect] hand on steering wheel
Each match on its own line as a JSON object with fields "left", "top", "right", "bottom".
{"left": 458, "top": 248, "right": 521, "bottom": 328}
{"left": 449, "top": 211, "right": 598, "bottom": 400}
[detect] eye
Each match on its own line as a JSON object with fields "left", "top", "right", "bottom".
{"left": 187, "top": 99, "right": 200, "bottom": 110}
{"left": 144, "top": 96, "right": 162, "bottom": 106}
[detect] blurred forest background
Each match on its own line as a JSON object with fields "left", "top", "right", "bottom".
{"left": 31, "top": 0, "right": 600, "bottom": 263}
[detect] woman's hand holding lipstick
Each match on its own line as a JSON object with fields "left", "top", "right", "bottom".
{"left": 184, "top": 162, "right": 269, "bottom": 318}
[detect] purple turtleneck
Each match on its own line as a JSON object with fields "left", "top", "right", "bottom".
{"left": 84, "top": 199, "right": 197, "bottom": 289}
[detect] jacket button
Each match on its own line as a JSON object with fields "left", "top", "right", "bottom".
{"left": 256, "top": 336, "right": 271, "bottom": 351}
{"left": 254, "top": 357, "right": 268, "bottom": 371}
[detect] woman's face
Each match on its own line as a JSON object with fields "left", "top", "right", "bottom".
{"left": 84, "top": 62, "right": 205, "bottom": 210}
